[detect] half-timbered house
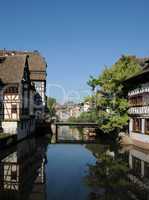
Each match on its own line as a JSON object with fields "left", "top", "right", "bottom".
{"left": 0, "top": 50, "right": 47, "bottom": 120}
{"left": 125, "top": 59, "right": 149, "bottom": 146}
{"left": 0, "top": 55, "right": 37, "bottom": 140}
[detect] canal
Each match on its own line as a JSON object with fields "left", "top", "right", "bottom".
{"left": 0, "top": 126, "right": 149, "bottom": 200}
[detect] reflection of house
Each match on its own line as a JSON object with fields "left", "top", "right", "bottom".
{"left": 125, "top": 58, "right": 149, "bottom": 146}
{"left": 0, "top": 50, "right": 47, "bottom": 140}
{"left": 0, "top": 138, "right": 47, "bottom": 200}
{"left": 129, "top": 148, "right": 149, "bottom": 178}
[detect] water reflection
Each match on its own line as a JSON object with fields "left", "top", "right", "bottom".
{"left": 57, "top": 126, "right": 96, "bottom": 143}
{"left": 1, "top": 127, "right": 149, "bottom": 200}
{"left": 0, "top": 138, "right": 48, "bottom": 200}
{"left": 85, "top": 143, "right": 149, "bottom": 200}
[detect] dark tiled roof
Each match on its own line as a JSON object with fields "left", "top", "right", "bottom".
{"left": 124, "top": 68, "right": 149, "bottom": 85}
{"left": 123, "top": 56, "right": 149, "bottom": 84}
{"left": 0, "top": 50, "right": 47, "bottom": 81}
{"left": 27, "top": 53, "right": 47, "bottom": 80}
{"left": 0, "top": 55, "right": 26, "bottom": 84}
{"left": 135, "top": 57, "right": 149, "bottom": 69}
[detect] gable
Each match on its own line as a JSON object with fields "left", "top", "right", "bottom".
{"left": 0, "top": 55, "right": 26, "bottom": 84}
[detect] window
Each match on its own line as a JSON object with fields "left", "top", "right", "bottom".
{"left": 4, "top": 86, "right": 18, "bottom": 94}
{"left": 132, "top": 156, "right": 141, "bottom": 176}
{"left": 11, "top": 104, "right": 17, "bottom": 114}
{"left": 145, "top": 119, "right": 149, "bottom": 135}
{"left": 133, "top": 118, "right": 141, "bottom": 132}
{"left": 11, "top": 170, "right": 17, "bottom": 180}
{"left": 129, "top": 95, "right": 143, "bottom": 107}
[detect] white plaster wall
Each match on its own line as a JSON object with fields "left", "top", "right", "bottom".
{"left": 129, "top": 118, "right": 133, "bottom": 133}
{"left": 4, "top": 95, "right": 19, "bottom": 120}
{"left": 142, "top": 118, "right": 145, "bottom": 134}
{"left": 2, "top": 121, "right": 17, "bottom": 134}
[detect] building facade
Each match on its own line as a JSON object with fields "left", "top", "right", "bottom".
{"left": 0, "top": 50, "right": 47, "bottom": 140}
{"left": 126, "top": 59, "right": 149, "bottom": 146}
{"left": 0, "top": 50, "right": 47, "bottom": 120}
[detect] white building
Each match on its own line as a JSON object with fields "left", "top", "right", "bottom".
{"left": 0, "top": 50, "right": 47, "bottom": 120}
{"left": 0, "top": 50, "right": 47, "bottom": 140}
{"left": 125, "top": 59, "right": 149, "bottom": 147}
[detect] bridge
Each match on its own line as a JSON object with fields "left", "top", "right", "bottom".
{"left": 55, "top": 122, "right": 98, "bottom": 127}
{"left": 54, "top": 121, "right": 99, "bottom": 142}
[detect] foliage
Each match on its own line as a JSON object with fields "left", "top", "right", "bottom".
{"left": 47, "top": 97, "right": 56, "bottom": 118}
{"left": 79, "top": 111, "right": 98, "bottom": 122}
{"left": 87, "top": 55, "right": 141, "bottom": 134}
{"left": 87, "top": 76, "right": 99, "bottom": 91}
{"left": 67, "top": 116, "right": 77, "bottom": 122}
{"left": 68, "top": 110, "right": 98, "bottom": 123}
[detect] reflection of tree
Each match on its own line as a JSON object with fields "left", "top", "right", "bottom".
{"left": 85, "top": 152, "right": 148, "bottom": 200}
{"left": 85, "top": 143, "right": 107, "bottom": 158}
{"left": 77, "top": 127, "right": 84, "bottom": 141}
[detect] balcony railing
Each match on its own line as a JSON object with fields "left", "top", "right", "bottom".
{"left": 128, "top": 106, "right": 149, "bottom": 115}
{"left": 128, "top": 87, "right": 149, "bottom": 96}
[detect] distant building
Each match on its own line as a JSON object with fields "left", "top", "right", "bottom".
{"left": 56, "top": 101, "right": 92, "bottom": 121}
{"left": 82, "top": 101, "right": 91, "bottom": 112}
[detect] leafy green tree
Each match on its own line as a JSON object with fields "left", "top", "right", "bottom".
{"left": 67, "top": 116, "right": 77, "bottom": 122}
{"left": 77, "top": 110, "right": 98, "bottom": 122}
{"left": 88, "top": 55, "right": 141, "bottom": 134}
{"left": 67, "top": 111, "right": 98, "bottom": 123}
{"left": 47, "top": 97, "right": 56, "bottom": 118}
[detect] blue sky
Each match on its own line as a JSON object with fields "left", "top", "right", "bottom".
{"left": 0, "top": 0, "right": 149, "bottom": 103}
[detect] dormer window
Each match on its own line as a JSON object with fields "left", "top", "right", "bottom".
{"left": 4, "top": 86, "right": 18, "bottom": 94}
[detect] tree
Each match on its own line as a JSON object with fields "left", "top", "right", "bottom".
{"left": 47, "top": 97, "right": 56, "bottom": 118}
{"left": 88, "top": 55, "right": 141, "bottom": 134}
{"left": 87, "top": 75, "right": 99, "bottom": 91}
